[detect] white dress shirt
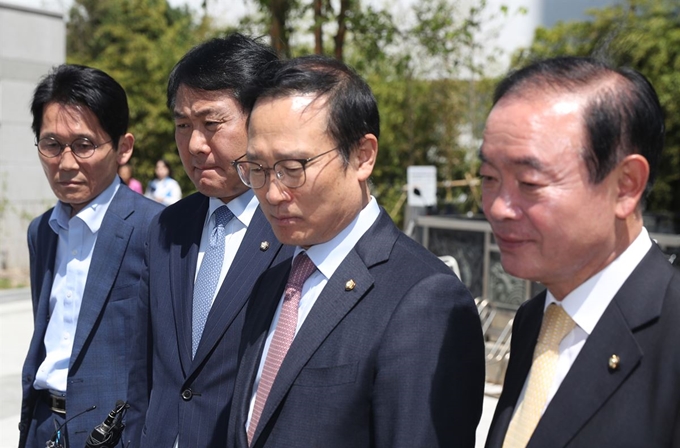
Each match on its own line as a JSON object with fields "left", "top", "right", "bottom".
{"left": 516, "top": 227, "right": 653, "bottom": 416}
{"left": 34, "top": 178, "right": 121, "bottom": 395}
{"left": 246, "top": 197, "right": 381, "bottom": 429}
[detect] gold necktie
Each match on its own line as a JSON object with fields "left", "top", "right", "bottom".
{"left": 503, "top": 303, "right": 575, "bottom": 448}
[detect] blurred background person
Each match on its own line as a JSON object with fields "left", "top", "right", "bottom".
{"left": 145, "top": 158, "right": 182, "bottom": 205}
{"left": 118, "top": 162, "right": 143, "bottom": 194}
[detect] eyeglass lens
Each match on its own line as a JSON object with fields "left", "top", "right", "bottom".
{"left": 37, "top": 138, "right": 97, "bottom": 158}
{"left": 237, "top": 160, "right": 306, "bottom": 189}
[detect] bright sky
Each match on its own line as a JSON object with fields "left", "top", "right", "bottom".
{"left": 5, "top": 0, "right": 621, "bottom": 74}
{"left": 2, "top": 0, "right": 250, "bottom": 23}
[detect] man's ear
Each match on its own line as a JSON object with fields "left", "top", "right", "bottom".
{"left": 614, "top": 154, "right": 649, "bottom": 219}
{"left": 116, "top": 133, "right": 135, "bottom": 166}
{"left": 354, "top": 134, "right": 378, "bottom": 182}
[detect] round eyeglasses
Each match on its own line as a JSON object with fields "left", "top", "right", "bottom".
{"left": 36, "top": 137, "right": 113, "bottom": 159}
{"left": 232, "top": 147, "right": 338, "bottom": 190}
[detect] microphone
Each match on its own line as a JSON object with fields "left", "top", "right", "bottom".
{"left": 46, "top": 405, "right": 97, "bottom": 448}
{"left": 84, "top": 400, "right": 129, "bottom": 448}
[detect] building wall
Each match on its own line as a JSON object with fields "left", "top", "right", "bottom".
{"left": 0, "top": 2, "right": 64, "bottom": 284}
{"left": 483, "top": 0, "right": 623, "bottom": 74}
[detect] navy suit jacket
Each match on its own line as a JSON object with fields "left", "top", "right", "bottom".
{"left": 19, "top": 184, "right": 163, "bottom": 448}
{"left": 126, "top": 192, "right": 292, "bottom": 447}
{"left": 485, "top": 244, "right": 680, "bottom": 448}
{"left": 228, "top": 210, "right": 485, "bottom": 448}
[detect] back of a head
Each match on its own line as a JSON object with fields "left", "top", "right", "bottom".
{"left": 31, "top": 64, "right": 130, "bottom": 145}
{"left": 244, "top": 55, "right": 380, "bottom": 164}
{"left": 493, "top": 56, "right": 664, "bottom": 198}
{"left": 166, "top": 33, "right": 279, "bottom": 111}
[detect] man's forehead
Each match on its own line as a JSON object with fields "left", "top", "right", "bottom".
{"left": 479, "top": 146, "right": 546, "bottom": 171}
{"left": 175, "top": 85, "right": 239, "bottom": 108}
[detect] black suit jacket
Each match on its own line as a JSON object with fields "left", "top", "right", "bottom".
{"left": 228, "top": 210, "right": 485, "bottom": 448}
{"left": 126, "top": 192, "right": 292, "bottom": 447}
{"left": 486, "top": 244, "right": 680, "bottom": 448}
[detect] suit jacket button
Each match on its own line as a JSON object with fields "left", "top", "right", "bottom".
{"left": 181, "top": 389, "right": 193, "bottom": 401}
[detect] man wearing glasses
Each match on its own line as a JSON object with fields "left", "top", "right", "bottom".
{"left": 125, "top": 34, "right": 293, "bottom": 447}
{"left": 227, "top": 55, "right": 485, "bottom": 448}
{"left": 19, "top": 64, "right": 163, "bottom": 447}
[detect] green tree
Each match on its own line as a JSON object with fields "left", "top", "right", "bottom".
{"left": 515, "top": 0, "right": 680, "bottom": 216}
{"left": 67, "top": 0, "right": 213, "bottom": 195}
{"left": 233, "top": 0, "right": 508, "bottom": 221}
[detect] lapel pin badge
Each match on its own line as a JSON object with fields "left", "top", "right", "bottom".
{"left": 259, "top": 241, "right": 270, "bottom": 251}
{"left": 345, "top": 279, "right": 356, "bottom": 291}
{"left": 608, "top": 354, "right": 620, "bottom": 371}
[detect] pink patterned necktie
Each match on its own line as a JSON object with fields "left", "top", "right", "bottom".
{"left": 247, "top": 252, "right": 317, "bottom": 445}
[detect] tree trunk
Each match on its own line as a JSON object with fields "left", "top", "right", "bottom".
{"left": 334, "top": 0, "right": 351, "bottom": 61}
{"left": 269, "top": 0, "right": 291, "bottom": 57}
{"left": 313, "top": 0, "right": 323, "bottom": 54}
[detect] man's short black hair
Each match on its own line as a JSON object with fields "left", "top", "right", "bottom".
{"left": 166, "top": 33, "right": 279, "bottom": 111}
{"left": 243, "top": 55, "right": 380, "bottom": 165}
{"left": 31, "top": 64, "right": 130, "bottom": 146}
{"left": 494, "top": 56, "right": 664, "bottom": 197}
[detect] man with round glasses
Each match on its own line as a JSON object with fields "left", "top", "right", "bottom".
{"left": 19, "top": 64, "right": 163, "bottom": 448}
{"left": 228, "top": 56, "right": 485, "bottom": 448}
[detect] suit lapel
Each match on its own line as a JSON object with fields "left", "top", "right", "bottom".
{"left": 70, "top": 188, "right": 134, "bottom": 367}
{"left": 487, "top": 294, "right": 544, "bottom": 447}
{"left": 170, "top": 194, "right": 208, "bottom": 374}
{"left": 251, "top": 211, "right": 396, "bottom": 444}
{"left": 529, "top": 245, "right": 668, "bottom": 448}
{"left": 190, "top": 208, "right": 282, "bottom": 371}
{"left": 34, "top": 217, "right": 59, "bottom": 345}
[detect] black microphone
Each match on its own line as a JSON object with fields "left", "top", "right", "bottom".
{"left": 46, "top": 405, "right": 97, "bottom": 448}
{"left": 85, "top": 400, "right": 129, "bottom": 448}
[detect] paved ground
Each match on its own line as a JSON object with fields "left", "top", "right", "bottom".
{"left": 0, "top": 288, "right": 32, "bottom": 448}
{"left": 0, "top": 288, "right": 498, "bottom": 447}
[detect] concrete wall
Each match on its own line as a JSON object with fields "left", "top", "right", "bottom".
{"left": 0, "top": 2, "right": 64, "bottom": 284}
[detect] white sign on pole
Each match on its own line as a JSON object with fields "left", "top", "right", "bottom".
{"left": 407, "top": 165, "right": 437, "bottom": 207}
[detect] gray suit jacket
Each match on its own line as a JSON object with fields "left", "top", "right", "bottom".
{"left": 485, "top": 244, "right": 680, "bottom": 448}
{"left": 228, "top": 210, "right": 485, "bottom": 448}
{"left": 19, "top": 184, "right": 163, "bottom": 448}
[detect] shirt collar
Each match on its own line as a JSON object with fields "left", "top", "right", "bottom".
{"left": 208, "top": 189, "right": 257, "bottom": 228}
{"left": 49, "top": 177, "right": 121, "bottom": 234}
{"left": 297, "top": 197, "right": 381, "bottom": 280}
{"left": 545, "top": 227, "right": 653, "bottom": 335}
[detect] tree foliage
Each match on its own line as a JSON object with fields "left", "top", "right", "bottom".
{"left": 62, "top": 0, "right": 518, "bottom": 223}
{"left": 514, "top": 0, "right": 680, "bottom": 216}
{"left": 235, "top": 0, "right": 507, "bottom": 220}
{"left": 67, "top": 0, "right": 214, "bottom": 195}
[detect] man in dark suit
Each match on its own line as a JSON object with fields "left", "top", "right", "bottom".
{"left": 125, "top": 34, "right": 292, "bottom": 447}
{"left": 228, "top": 55, "right": 485, "bottom": 448}
{"left": 481, "top": 57, "right": 680, "bottom": 448}
{"left": 19, "top": 65, "right": 163, "bottom": 448}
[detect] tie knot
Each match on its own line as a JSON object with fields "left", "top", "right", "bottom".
{"left": 287, "top": 252, "right": 317, "bottom": 290}
{"left": 214, "top": 206, "right": 234, "bottom": 228}
{"left": 536, "top": 303, "right": 575, "bottom": 352}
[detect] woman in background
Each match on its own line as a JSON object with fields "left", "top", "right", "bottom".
{"left": 145, "top": 159, "right": 182, "bottom": 206}
{"left": 118, "top": 163, "right": 143, "bottom": 194}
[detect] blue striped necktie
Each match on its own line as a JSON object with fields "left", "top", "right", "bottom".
{"left": 192, "top": 205, "right": 234, "bottom": 358}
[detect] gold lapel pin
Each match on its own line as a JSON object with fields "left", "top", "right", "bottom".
{"left": 608, "top": 354, "right": 620, "bottom": 371}
{"left": 345, "top": 279, "right": 356, "bottom": 291}
{"left": 259, "top": 241, "right": 270, "bottom": 251}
